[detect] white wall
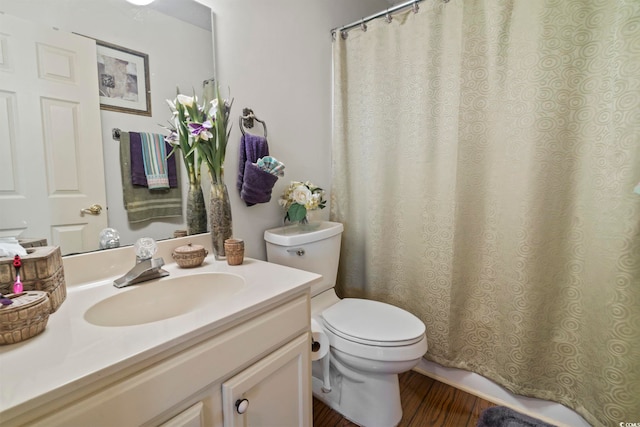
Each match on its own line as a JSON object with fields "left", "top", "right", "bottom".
{"left": 197, "top": 0, "right": 389, "bottom": 260}
{"left": 1, "top": 0, "right": 214, "bottom": 247}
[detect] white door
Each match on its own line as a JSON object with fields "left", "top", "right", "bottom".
{"left": 0, "top": 13, "right": 107, "bottom": 255}
{"left": 222, "top": 334, "right": 312, "bottom": 427}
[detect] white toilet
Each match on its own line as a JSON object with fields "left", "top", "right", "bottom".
{"left": 264, "top": 221, "right": 427, "bottom": 427}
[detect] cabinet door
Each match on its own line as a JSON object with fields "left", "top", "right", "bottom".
{"left": 222, "top": 334, "right": 311, "bottom": 427}
{"left": 158, "top": 402, "right": 204, "bottom": 427}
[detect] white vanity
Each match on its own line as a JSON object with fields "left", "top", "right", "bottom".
{"left": 0, "top": 235, "right": 321, "bottom": 426}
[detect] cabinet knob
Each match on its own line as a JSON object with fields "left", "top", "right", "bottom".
{"left": 235, "top": 398, "right": 249, "bottom": 414}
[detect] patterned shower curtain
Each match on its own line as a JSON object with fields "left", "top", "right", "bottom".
{"left": 331, "top": 1, "right": 640, "bottom": 425}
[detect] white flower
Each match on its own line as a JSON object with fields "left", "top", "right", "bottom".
{"left": 292, "top": 185, "right": 312, "bottom": 205}
{"left": 280, "top": 180, "right": 326, "bottom": 223}
{"left": 208, "top": 99, "right": 219, "bottom": 117}
{"left": 176, "top": 94, "right": 195, "bottom": 107}
{"left": 305, "top": 192, "right": 322, "bottom": 209}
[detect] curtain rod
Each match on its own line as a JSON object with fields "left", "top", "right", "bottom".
{"left": 331, "top": 0, "right": 443, "bottom": 37}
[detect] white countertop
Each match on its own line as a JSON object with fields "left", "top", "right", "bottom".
{"left": 0, "top": 242, "right": 321, "bottom": 422}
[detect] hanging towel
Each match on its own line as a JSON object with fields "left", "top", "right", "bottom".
{"left": 119, "top": 132, "right": 183, "bottom": 223}
{"left": 240, "top": 162, "right": 280, "bottom": 206}
{"left": 130, "top": 132, "right": 178, "bottom": 188}
{"left": 139, "top": 132, "right": 169, "bottom": 189}
{"left": 237, "top": 133, "right": 270, "bottom": 191}
{"left": 256, "top": 156, "right": 285, "bottom": 176}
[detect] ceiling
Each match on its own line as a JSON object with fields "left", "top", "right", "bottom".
{"left": 147, "top": 0, "right": 211, "bottom": 31}
{"left": 147, "top": 0, "right": 403, "bottom": 32}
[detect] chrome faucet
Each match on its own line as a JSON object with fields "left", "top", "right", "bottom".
{"left": 113, "top": 238, "right": 169, "bottom": 288}
{"left": 113, "top": 257, "right": 169, "bottom": 288}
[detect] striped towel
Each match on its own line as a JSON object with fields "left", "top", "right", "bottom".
{"left": 119, "top": 132, "right": 182, "bottom": 223}
{"left": 256, "top": 156, "right": 285, "bottom": 177}
{"left": 130, "top": 132, "right": 178, "bottom": 188}
{"left": 140, "top": 133, "right": 169, "bottom": 189}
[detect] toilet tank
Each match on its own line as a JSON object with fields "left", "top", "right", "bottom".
{"left": 264, "top": 221, "right": 343, "bottom": 297}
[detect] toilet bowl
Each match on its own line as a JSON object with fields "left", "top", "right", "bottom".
{"left": 265, "top": 221, "right": 428, "bottom": 427}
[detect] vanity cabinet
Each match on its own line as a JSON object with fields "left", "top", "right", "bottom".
{"left": 20, "top": 293, "right": 311, "bottom": 427}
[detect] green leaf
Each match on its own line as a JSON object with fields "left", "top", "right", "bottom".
{"left": 287, "top": 204, "right": 307, "bottom": 222}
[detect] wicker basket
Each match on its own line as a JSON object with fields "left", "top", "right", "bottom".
{"left": 18, "top": 238, "right": 48, "bottom": 248}
{"left": 0, "top": 291, "right": 51, "bottom": 345}
{"left": 172, "top": 243, "right": 208, "bottom": 268}
{"left": 224, "top": 239, "right": 244, "bottom": 266}
{"left": 0, "top": 246, "right": 66, "bottom": 313}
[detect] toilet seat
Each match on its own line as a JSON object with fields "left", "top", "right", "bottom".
{"left": 321, "top": 298, "right": 425, "bottom": 347}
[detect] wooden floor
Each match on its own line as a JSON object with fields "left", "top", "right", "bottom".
{"left": 313, "top": 370, "right": 496, "bottom": 427}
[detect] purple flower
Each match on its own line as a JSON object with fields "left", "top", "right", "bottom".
{"left": 188, "top": 120, "right": 213, "bottom": 140}
{"left": 165, "top": 130, "right": 179, "bottom": 145}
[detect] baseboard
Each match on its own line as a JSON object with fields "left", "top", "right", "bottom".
{"left": 413, "top": 359, "right": 590, "bottom": 427}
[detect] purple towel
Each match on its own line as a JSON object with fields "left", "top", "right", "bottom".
{"left": 130, "top": 132, "right": 178, "bottom": 188}
{"left": 240, "top": 161, "right": 279, "bottom": 206}
{"left": 237, "top": 133, "right": 270, "bottom": 191}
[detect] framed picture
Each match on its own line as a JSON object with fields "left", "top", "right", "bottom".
{"left": 95, "top": 40, "right": 151, "bottom": 116}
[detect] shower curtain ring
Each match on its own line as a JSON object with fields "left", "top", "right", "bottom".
{"left": 385, "top": 9, "right": 392, "bottom": 23}
{"left": 341, "top": 30, "right": 349, "bottom": 40}
{"left": 412, "top": 1, "right": 420, "bottom": 13}
{"left": 360, "top": 19, "right": 367, "bottom": 32}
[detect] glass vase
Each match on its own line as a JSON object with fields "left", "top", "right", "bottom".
{"left": 296, "top": 209, "right": 322, "bottom": 232}
{"left": 209, "top": 182, "right": 233, "bottom": 259}
{"left": 305, "top": 209, "right": 322, "bottom": 224}
{"left": 186, "top": 181, "right": 207, "bottom": 235}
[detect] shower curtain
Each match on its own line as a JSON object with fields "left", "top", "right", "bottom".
{"left": 331, "top": 1, "right": 640, "bottom": 426}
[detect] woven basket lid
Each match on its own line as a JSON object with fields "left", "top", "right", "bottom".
{"left": 173, "top": 243, "right": 206, "bottom": 256}
{"left": 0, "top": 291, "right": 49, "bottom": 313}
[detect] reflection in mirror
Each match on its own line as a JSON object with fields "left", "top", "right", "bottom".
{"left": 0, "top": 0, "right": 214, "bottom": 256}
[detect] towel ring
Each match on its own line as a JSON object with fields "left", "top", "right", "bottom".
{"left": 239, "top": 108, "right": 267, "bottom": 137}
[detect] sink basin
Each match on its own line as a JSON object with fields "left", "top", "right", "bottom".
{"left": 84, "top": 272, "right": 245, "bottom": 327}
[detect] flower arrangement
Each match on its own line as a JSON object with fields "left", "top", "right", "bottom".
{"left": 165, "top": 82, "right": 233, "bottom": 185}
{"left": 279, "top": 181, "right": 326, "bottom": 223}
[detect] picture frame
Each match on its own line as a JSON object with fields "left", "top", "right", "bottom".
{"left": 95, "top": 40, "right": 151, "bottom": 116}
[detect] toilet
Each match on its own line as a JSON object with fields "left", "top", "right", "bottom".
{"left": 264, "top": 221, "right": 427, "bottom": 427}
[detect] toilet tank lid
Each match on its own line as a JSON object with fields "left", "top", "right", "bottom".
{"left": 264, "top": 221, "right": 344, "bottom": 246}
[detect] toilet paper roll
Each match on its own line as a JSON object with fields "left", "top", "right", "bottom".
{"left": 310, "top": 318, "right": 329, "bottom": 361}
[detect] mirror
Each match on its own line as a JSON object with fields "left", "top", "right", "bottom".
{"left": 0, "top": 0, "right": 214, "bottom": 255}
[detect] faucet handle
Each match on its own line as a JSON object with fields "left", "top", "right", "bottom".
{"left": 135, "top": 237, "right": 157, "bottom": 262}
